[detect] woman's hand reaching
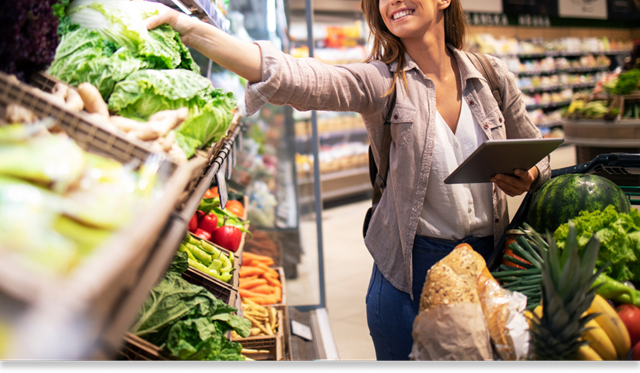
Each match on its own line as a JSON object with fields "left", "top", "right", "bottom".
{"left": 144, "top": 4, "right": 197, "bottom": 45}
{"left": 143, "top": 3, "right": 262, "bottom": 83}
{"left": 491, "top": 166, "right": 539, "bottom": 197}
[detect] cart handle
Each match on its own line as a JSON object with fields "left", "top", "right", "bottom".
{"left": 552, "top": 153, "right": 640, "bottom": 178}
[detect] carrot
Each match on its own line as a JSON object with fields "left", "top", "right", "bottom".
{"left": 239, "top": 266, "right": 265, "bottom": 277}
{"left": 239, "top": 288, "right": 265, "bottom": 299}
{"left": 246, "top": 296, "right": 277, "bottom": 305}
{"left": 243, "top": 252, "right": 273, "bottom": 264}
{"left": 264, "top": 276, "right": 282, "bottom": 288}
{"left": 251, "top": 284, "right": 273, "bottom": 295}
{"left": 242, "top": 258, "right": 253, "bottom": 266}
{"left": 239, "top": 278, "right": 267, "bottom": 289}
{"left": 273, "top": 287, "right": 282, "bottom": 303}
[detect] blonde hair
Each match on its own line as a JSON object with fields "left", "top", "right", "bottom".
{"left": 361, "top": 0, "right": 467, "bottom": 95}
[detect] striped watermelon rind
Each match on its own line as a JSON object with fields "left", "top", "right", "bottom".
{"left": 525, "top": 174, "right": 631, "bottom": 235}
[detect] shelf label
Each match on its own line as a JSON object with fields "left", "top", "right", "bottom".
{"left": 291, "top": 320, "right": 313, "bottom": 341}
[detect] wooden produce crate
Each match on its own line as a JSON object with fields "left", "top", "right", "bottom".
{"left": 233, "top": 310, "right": 284, "bottom": 361}
{"left": 272, "top": 267, "right": 287, "bottom": 308}
{"left": 118, "top": 267, "right": 240, "bottom": 361}
{"left": 29, "top": 71, "right": 228, "bottom": 196}
{"left": 0, "top": 72, "right": 202, "bottom": 332}
{"left": 617, "top": 94, "right": 640, "bottom": 123}
{"left": 187, "top": 232, "right": 240, "bottom": 290}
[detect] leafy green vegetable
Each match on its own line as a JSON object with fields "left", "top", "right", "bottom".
{"left": 168, "top": 251, "right": 189, "bottom": 275}
{"left": 109, "top": 69, "right": 236, "bottom": 157}
{"left": 49, "top": 28, "right": 106, "bottom": 86}
{"left": 53, "top": 0, "right": 79, "bottom": 37}
{"left": 131, "top": 248, "right": 250, "bottom": 361}
{"left": 611, "top": 69, "right": 640, "bottom": 96}
{"left": 554, "top": 205, "right": 640, "bottom": 282}
{"left": 166, "top": 319, "right": 244, "bottom": 361}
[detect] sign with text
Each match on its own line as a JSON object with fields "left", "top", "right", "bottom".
{"left": 559, "top": 0, "right": 608, "bottom": 19}
{"left": 502, "top": 0, "right": 559, "bottom": 16}
{"left": 461, "top": 0, "right": 503, "bottom": 13}
{"left": 607, "top": 0, "right": 640, "bottom": 21}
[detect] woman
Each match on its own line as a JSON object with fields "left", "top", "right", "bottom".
{"left": 145, "top": 0, "right": 550, "bottom": 360}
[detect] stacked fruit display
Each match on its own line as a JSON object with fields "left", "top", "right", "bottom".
{"left": 496, "top": 172, "right": 640, "bottom": 360}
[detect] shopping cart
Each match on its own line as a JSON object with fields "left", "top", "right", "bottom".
{"left": 487, "top": 153, "right": 640, "bottom": 271}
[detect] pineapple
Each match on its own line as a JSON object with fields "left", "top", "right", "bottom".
{"left": 525, "top": 222, "right": 606, "bottom": 360}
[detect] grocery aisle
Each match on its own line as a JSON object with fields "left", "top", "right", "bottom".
{"left": 320, "top": 144, "right": 577, "bottom": 361}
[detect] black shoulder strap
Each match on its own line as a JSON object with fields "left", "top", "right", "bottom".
{"left": 370, "top": 68, "right": 397, "bottom": 208}
{"left": 464, "top": 51, "right": 504, "bottom": 112}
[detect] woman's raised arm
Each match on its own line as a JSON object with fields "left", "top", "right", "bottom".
{"left": 145, "top": 5, "right": 263, "bottom": 83}
{"left": 145, "top": 4, "right": 389, "bottom": 116}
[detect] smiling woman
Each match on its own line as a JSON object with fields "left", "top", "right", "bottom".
{"left": 144, "top": 0, "right": 549, "bottom": 361}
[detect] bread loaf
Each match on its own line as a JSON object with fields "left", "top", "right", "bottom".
{"left": 419, "top": 243, "right": 483, "bottom": 312}
{"left": 418, "top": 243, "right": 516, "bottom": 360}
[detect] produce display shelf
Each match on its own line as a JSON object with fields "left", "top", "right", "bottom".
{"left": 94, "top": 215, "right": 188, "bottom": 359}
{"left": 117, "top": 264, "right": 239, "bottom": 361}
{"left": 494, "top": 50, "right": 631, "bottom": 59}
{"left": 186, "top": 231, "right": 241, "bottom": 290}
{"left": 520, "top": 82, "right": 596, "bottom": 94}
{"left": 526, "top": 100, "right": 572, "bottom": 111}
{"left": 175, "top": 119, "right": 243, "bottom": 223}
{"left": 232, "top": 310, "right": 285, "bottom": 361}
{"left": 296, "top": 126, "right": 367, "bottom": 143}
{"left": 517, "top": 66, "right": 609, "bottom": 77}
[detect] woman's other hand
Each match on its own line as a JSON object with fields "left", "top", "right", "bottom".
{"left": 144, "top": 4, "right": 197, "bottom": 45}
{"left": 491, "top": 166, "right": 539, "bottom": 197}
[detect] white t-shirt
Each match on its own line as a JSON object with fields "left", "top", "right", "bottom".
{"left": 416, "top": 99, "right": 494, "bottom": 240}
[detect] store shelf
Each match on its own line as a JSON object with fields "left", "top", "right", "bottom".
{"left": 297, "top": 166, "right": 369, "bottom": 185}
{"left": 526, "top": 100, "right": 572, "bottom": 111}
{"left": 517, "top": 66, "right": 609, "bottom": 77}
{"left": 520, "top": 82, "right": 596, "bottom": 94}
{"left": 296, "top": 127, "right": 367, "bottom": 142}
{"left": 495, "top": 50, "right": 631, "bottom": 59}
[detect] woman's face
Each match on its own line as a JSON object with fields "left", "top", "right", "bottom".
{"left": 378, "top": 0, "right": 450, "bottom": 40}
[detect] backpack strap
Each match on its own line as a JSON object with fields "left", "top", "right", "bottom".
{"left": 464, "top": 51, "right": 503, "bottom": 112}
{"left": 371, "top": 71, "right": 397, "bottom": 206}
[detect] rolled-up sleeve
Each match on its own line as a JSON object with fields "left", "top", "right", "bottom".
{"left": 493, "top": 58, "right": 551, "bottom": 191}
{"left": 245, "top": 41, "right": 390, "bottom": 117}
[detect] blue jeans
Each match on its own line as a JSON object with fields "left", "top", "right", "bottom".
{"left": 365, "top": 235, "right": 494, "bottom": 361}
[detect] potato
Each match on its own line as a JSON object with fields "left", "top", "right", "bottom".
{"left": 65, "top": 88, "right": 84, "bottom": 112}
{"left": 4, "top": 103, "right": 37, "bottom": 124}
{"left": 110, "top": 116, "right": 143, "bottom": 133}
{"left": 77, "top": 82, "right": 109, "bottom": 117}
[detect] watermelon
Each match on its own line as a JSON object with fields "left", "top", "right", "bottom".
{"left": 525, "top": 174, "right": 630, "bottom": 234}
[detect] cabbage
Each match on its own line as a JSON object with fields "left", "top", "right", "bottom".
{"left": 108, "top": 69, "right": 236, "bottom": 157}
{"left": 66, "top": 0, "right": 199, "bottom": 72}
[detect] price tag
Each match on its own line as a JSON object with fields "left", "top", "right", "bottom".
{"left": 290, "top": 320, "right": 313, "bottom": 341}
{"left": 215, "top": 169, "right": 228, "bottom": 209}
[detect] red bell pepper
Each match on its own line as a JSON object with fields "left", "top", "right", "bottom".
{"left": 188, "top": 213, "right": 199, "bottom": 233}
{"left": 194, "top": 228, "right": 211, "bottom": 241}
{"left": 211, "top": 225, "right": 242, "bottom": 252}
{"left": 198, "top": 213, "right": 218, "bottom": 234}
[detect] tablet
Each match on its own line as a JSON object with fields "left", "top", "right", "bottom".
{"left": 444, "top": 138, "right": 564, "bottom": 184}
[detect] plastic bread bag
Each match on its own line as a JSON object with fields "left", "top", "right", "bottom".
{"left": 476, "top": 266, "right": 530, "bottom": 360}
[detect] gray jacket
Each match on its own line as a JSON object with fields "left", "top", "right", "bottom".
{"left": 245, "top": 41, "right": 550, "bottom": 297}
